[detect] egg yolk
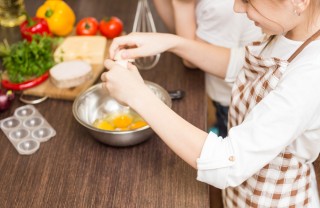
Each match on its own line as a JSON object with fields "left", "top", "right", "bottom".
{"left": 93, "top": 112, "right": 148, "bottom": 132}
{"left": 113, "top": 115, "right": 133, "bottom": 128}
{"left": 130, "top": 121, "right": 148, "bottom": 130}
{"left": 95, "top": 120, "right": 115, "bottom": 131}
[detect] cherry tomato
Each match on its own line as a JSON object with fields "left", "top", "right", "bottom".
{"left": 99, "top": 17, "right": 123, "bottom": 39}
{"left": 76, "top": 17, "right": 99, "bottom": 36}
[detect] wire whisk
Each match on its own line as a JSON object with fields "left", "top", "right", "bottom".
{"left": 132, "top": 0, "right": 160, "bottom": 70}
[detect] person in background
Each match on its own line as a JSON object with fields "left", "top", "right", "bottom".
{"left": 153, "top": 0, "right": 262, "bottom": 137}
{"left": 102, "top": 0, "right": 320, "bottom": 207}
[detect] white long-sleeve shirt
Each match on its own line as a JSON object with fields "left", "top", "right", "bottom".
{"left": 197, "top": 36, "right": 320, "bottom": 206}
{"left": 195, "top": 0, "right": 262, "bottom": 106}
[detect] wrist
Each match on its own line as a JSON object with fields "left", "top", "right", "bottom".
{"left": 165, "top": 34, "right": 184, "bottom": 52}
{"left": 127, "top": 84, "right": 152, "bottom": 111}
{"left": 168, "top": 35, "right": 188, "bottom": 55}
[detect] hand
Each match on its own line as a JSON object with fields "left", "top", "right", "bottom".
{"left": 109, "top": 32, "right": 175, "bottom": 60}
{"left": 101, "top": 59, "right": 147, "bottom": 105}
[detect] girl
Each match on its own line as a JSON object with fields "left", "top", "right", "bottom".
{"left": 101, "top": 0, "right": 320, "bottom": 207}
{"left": 153, "top": 0, "right": 262, "bottom": 137}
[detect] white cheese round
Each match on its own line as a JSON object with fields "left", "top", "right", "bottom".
{"left": 50, "top": 61, "right": 92, "bottom": 88}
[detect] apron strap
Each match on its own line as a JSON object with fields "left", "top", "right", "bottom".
{"left": 287, "top": 29, "right": 320, "bottom": 63}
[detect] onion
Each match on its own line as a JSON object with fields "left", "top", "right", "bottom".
{"left": 0, "top": 89, "right": 15, "bottom": 112}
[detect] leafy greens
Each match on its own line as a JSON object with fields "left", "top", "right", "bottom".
{"left": 0, "top": 35, "right": 60, "bottom": 83}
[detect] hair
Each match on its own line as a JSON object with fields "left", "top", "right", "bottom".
{"left": 260, "top": 0, "right": 320, "bottom": 54}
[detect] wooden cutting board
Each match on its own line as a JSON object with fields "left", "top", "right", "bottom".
{"left": 22, "top": 39, "right": 110, "bottom": 101}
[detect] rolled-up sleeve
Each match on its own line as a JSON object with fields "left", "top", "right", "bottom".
{"left": 197, "top": 132, "right": 236, "bottom": 189}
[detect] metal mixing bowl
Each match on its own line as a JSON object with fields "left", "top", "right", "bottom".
{"left": 72, "top": 81, "right": 172, "bottom": 147}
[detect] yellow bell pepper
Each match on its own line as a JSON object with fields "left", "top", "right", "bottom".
{"left": 36, "top": 0, "right": 76, "bottom": 36}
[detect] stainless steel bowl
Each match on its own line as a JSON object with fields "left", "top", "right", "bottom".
{"left": 72, "top": 81, "right": 172, "bottom": 147}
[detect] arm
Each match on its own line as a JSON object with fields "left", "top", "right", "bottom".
{"left": 153, "top": 0, "right": 175, "bottom": 33}
{"left": 172, "top": 0, "right": 198, "bottom": 68}
{"left": 172, "top": 0, "right": 196, "bottom": 40}
{"left": 102, "top": 60, "right": 208, "bottom": 168}
{"left": 109, "top": 33, "right": 230, "bottom": 79}
{"left": 154, "top": 0, "right": 198, "bottom": 67}
{"left": 153, "top": 0, "right": 196, "bottom": 38}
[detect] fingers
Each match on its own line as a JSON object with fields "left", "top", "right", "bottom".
{"left": 127, "top": 62, "right": 135, "bottom": 69}
{"left": 101, "top": 59, "right": 116, "bottom": 82}
{"left": 101, "top": 79, "right": 108, "bottom": 90}
{"left": 104, "top": 59, "right": 117, "bottom": 70}
{"left": 104, "top": 59, "right": 140, "bottom": 76}
{"left": 101, "top": 72, "right": 107, "bottom": 82}
{"left": 121, "top": 48, "right": 145, "bottom": 59}
{"left": 127, "top": 62, "right": 138, "bottom": 71}
{"left": 102, "top": 58, "right": 131, "bottom": 82}
{"left": 127, "top": 62, "right": 144, "bottom": 83}
{"left": 109, "top": 36, "right": 139, "bottom": 59}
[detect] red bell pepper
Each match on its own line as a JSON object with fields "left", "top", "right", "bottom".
{"left": 1, "top": 71, "right": 49, "bottom": 91}
{"left": 20, "top": 17, "right": 52, "bottom": 41}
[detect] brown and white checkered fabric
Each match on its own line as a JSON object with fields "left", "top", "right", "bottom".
{"left": 228, "top": 44, "right": 288, "bottom": 129}
{"left": 223, "top": 44, "right": 312, "bottom": 207}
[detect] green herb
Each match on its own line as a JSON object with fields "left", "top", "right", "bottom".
{"left": 0, "top": 35, "right": 61, "bottom": 83}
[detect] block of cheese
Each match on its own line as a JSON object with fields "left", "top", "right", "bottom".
{"left": 54, "top": 36, "right": 107, "bottom": 65}
{"left": 50, "top": 60, "right": 93, "bottom": 88}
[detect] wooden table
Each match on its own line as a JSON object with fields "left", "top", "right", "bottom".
{"left": 0, "top": 0, "right": 216, "bottom": 207}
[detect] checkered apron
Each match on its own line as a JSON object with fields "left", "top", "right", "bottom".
{"left": 223, "top": 31, "right": 320, "bottom": 208}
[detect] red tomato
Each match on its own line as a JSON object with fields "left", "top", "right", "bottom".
{"left": 99, "top": 17, "right": 123, "bottom": 39}
{"left": 76, "top": 17, "right": 99, "bottom": 36}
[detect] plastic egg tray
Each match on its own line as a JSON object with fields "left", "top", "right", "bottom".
{"left": 0, "top": 105, "right": 56, "bottom": 155}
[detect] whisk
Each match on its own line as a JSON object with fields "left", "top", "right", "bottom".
{"left": 132, "top": 0, "right": 160, "bottom": 70}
